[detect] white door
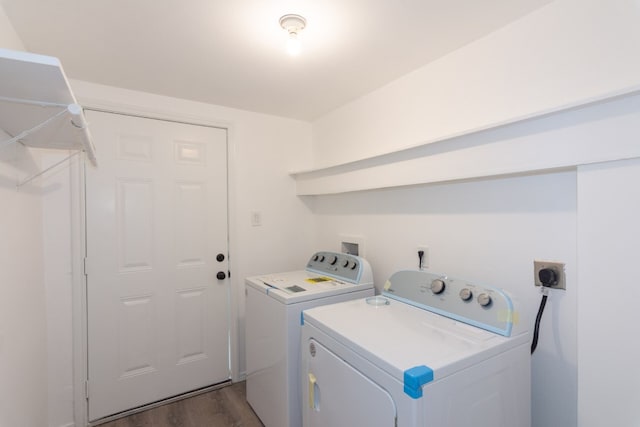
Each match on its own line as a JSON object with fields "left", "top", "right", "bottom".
{"left": 304, "top": 339, "right": 397, "bottom": 427}
{"left": 85, "top": 111, "right": 230, "bottom": 421}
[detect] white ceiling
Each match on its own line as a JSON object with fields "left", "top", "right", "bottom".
{"left": 2, "top": 0, "right": 552, "bottom": 121}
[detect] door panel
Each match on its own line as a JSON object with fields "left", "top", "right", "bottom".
{"left": 85, "top": 111, "right": 230, "bottom": 421}
{"left": 116, "top": 178, "right": 154, "bottom": 272}
{"left": 304, "top": 338, "right": 397, "bottom": 427}
{"left": 175, "top": 182, "right": 207, "bottom": 266}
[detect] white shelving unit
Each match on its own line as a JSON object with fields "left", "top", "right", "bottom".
{"left": 0, "top": 48, "right": 96, "bottom": 185}
{"left": 291, "top": 87, "right": 640, "bottom": 196}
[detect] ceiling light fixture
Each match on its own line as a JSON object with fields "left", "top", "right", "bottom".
{"left": 279, "top": 14, "right": 307, "bottom": 56}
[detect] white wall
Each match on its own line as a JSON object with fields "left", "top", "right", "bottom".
{"left": 40, "top": 151, "right": 79, "bottom": 427}
{"left": 0, "top": 8, "right": 49, "bottom": 427}
{"left": 312, "top": 0, "right": 640, "bottom": 169}
{"left": 0, "top": 142, "right": 48, "bottom": 427}
{"left": 311, "top": 171, "right": 577, "bottom": 427}
{"left": 0, "top": 4, "right": 24, "bottom": 51}
{"left": 39, "top": 80, "right": 315, "bottom": 426}
{"left": 577, "top": 158, "right": 640, "bottom": 427}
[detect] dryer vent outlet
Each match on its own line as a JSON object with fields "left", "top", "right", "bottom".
{"left": 341, "top": 241, "right": 359, "bottom": 256}
{"left": 534, "top": 260, "right": 566, "bottom": 290}
{"left": 339, "top": 234, "right": 365, "bottom": 257}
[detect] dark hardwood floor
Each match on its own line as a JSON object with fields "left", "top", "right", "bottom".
{"left": 98, "top": 381, "right": 263, "bottom": 427}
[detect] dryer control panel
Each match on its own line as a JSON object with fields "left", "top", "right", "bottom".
{"left": 383, "top": 270, "right": 516, "bottom": 337}
{"left": 306, "top": 251, "right": 373, "bottom": 285}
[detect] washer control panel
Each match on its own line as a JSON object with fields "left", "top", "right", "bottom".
{"left": 306, "top": 251, "right": 372, "bottom": 284}
{"left": 383, "top": 270, "right": 515, "bottom": 336}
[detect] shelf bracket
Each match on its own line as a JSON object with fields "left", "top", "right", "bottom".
{"left": 0, "top": 107, "right": 68, "bottom": 149}
{"left": 0, "top": 95, "right": 67, "bottom": 109}
{"left": 17, "top": 150, "right": 80, "bottom": 188}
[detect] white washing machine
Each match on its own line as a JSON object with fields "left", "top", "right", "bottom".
{"left": 301, "top": 269, "right": 530, "bottom": 427}
{"left": 245, "top": 251, "right": 374, "bottom": 427}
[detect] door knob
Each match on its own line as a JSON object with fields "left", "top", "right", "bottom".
{"left": 216, "top": 271, "right": 226, "bottom": 280}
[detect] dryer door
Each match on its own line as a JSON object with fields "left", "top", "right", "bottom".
{"left": 304, "top": 338, "right": 397, "bottom": 427}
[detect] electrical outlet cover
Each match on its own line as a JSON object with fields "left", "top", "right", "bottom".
{"left": 534, "top": 260, "right": 566, "bottom": 290}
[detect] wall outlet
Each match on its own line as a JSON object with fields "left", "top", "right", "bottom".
{"left": 417, "top": 246, "right": 429, "bottom": 269}
{"left": 534, "top": 260, "right": 566, "bottom": 290}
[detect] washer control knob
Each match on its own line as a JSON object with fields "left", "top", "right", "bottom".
{"left": 313, "top": 254, "right": 319, "bottom": 262}
{"left": 329, "top": 255, "right": 338, "bottom": 265}
{"left": 430, "top": 279, "right": 446, "bottom": 295}
{"left": 477, "top": 293, "right": 492, "bottom": 307}
{"left": 459, "top": 288, "right": 473, "bottom": 301}
{"left": 342, "top": 260, "right": 350, "bottom": 268}
{"left": 351, "top": 262, "right": 358, "bottom": 270}
{"left": 319, "top": 255, "right": 325, "bottom": 262}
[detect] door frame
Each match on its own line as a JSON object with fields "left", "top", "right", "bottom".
{"left": 70, "top": 97, "right": 238, "bottom": 426}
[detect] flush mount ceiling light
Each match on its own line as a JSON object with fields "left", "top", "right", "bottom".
{"left": 279, "top": 14, "right": 307, "bottom": 55}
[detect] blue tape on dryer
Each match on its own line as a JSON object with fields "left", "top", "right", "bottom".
{"left": 403, "top": 365, "right": 434, "bottom": 398}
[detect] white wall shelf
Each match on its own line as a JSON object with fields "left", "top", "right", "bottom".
{"left": 0, "top": 48, "right": 97, "bottom": 185}
{"left": 292, "top": 88, "right": 640, "bottom": 195}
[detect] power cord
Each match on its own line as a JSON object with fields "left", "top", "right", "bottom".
{"left": 418, "top": 250, "right": 425, "bottom": 270}
{"left": 531, "top": 267, "right": 558, "bottom": 354}
{"left": 530, "top": 287, "right": 548, "bottom": 354}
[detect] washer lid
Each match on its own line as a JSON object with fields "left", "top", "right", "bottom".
{"left": 246, "top": 270, "right": 373, "bottom": 304}
{"left": 244, "top": 251, "right": 374, "bottom": 304}
{"left": 302, "top": 297, "right": 529, "bottom": 383}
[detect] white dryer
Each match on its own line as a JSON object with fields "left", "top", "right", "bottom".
{"left": 245, "top": 251, "right": 374, "bottom": 427}
{"left": 301, "top": 269, "right": 530, "bottom": 427}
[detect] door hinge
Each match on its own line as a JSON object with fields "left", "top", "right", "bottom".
{"left": 85, "top": 380, "right": 90, "bottom": 399}
{"left": 83, "top": 257, "right": 90, "bottom": 276}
